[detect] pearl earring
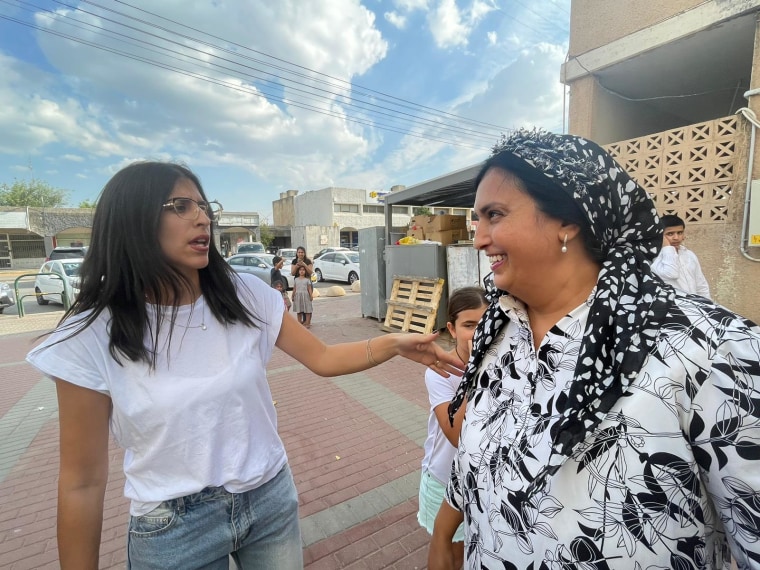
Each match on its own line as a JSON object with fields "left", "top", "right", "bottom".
{"left": 561, "top": 234, "right": 568, "bottom": 253}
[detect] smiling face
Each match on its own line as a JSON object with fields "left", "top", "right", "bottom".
{"left": 473, "top": 168, "right": 565, "bottom": 301}
{"left": 157, "top": 178, "right": 211, "bottom": 285}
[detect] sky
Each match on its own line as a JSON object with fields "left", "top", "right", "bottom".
{"left": 0, "top": 0, "right": 571, "bottom": 222}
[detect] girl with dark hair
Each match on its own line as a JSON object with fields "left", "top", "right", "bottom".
{"left": 429, "top": 130, "right": 760, "bottom": 569}
{"left": 26, "top": 161, "right": 461, "bottom": 570}
{"left": 418, "top": 286, "right": 487, "bottom": 569}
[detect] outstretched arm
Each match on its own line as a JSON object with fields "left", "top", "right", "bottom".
{"left": 55, "top": 379, "right": 111, "bottom": 570}
{"left": 275, "top": 311, "right": 463, "bottom": 377}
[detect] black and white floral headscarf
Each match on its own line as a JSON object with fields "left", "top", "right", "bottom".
{"left": 449, "top": 128, "right": 676, "bottom": 497}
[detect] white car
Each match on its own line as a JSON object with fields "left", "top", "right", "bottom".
{"left": 313, "top": 251, "right": 360, "bottom": 284}
{"left": 34, "top": 259, "right": 83, "bottom": 305}
{"left": 313, "top": 246, "right": 351, "bottom": 260}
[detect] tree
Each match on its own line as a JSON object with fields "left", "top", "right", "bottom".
{"left": 259, "top": 223, "right": 274, "bottom": 247}
{"left": 0, "top": 178, "right": 69, "bottom": 207}
{"left": 78, "top": 199, "right": 97, "bottom": 208}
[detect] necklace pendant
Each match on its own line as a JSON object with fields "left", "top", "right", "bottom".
{"left": 201, "top": 323, "right": 207, "bottom": 331}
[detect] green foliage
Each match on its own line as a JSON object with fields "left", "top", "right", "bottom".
{"left": 414, "top": 206, "right": 432, "bottom": 216}
{"left": 0, "top": 178, "right": 69, "bottom": 207}
{"left": 78, "top": 199, "right": 97, "bottom": 208}
{"left": 259, "top": 223, "right": 274, "bottom": 247}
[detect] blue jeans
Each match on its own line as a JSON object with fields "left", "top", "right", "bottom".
{"left": 127, "top": 464, "right": 302, "bottom": 569}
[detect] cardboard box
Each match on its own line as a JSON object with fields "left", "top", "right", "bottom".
{"left": 430, "top": 215, "right": 467, "bottom": 231}
{"left": 425, "top": 229, "right": 469, "bottom": 245}
{"left": 406, "top": 227, "right": 426, "bottom": 239}
{"left": 410, "top": 214, "right": 430, "bottom": 228}
{"left": 414, "top": 214, "right": 467, "bottom": 232}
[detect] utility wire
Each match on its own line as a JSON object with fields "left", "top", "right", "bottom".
{"left": 6, "top": 0, "right": 508, "bottom": 145}
{"left": 93, "top": 0, "right": 512, "bottom": 133}
{"left": 0, "top": 12, "right": 493, "bottom": 150}
{"left": 13, "top": 0, "right": 499, "bottom": 143}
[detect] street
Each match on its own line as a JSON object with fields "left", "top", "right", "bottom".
{"left": 0, "top": 272, "right": 355, "bottom": 318}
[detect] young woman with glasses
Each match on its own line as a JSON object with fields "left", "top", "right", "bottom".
{"left": 27, "top": 161, "right": 461, "bottom": 570}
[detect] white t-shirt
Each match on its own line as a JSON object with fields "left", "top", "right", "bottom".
{"left": 421, "top": 367, "right": 461, "bottom": 485}
{"left": 26, "top": 273, "right": 285, "bottom": 515}
{"left": 651, "top": 244, "right": 711, "bottom": 298}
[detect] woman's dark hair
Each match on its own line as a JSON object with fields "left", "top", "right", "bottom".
{"left": 447, "top": 286, "right": 487, "bottom": 324}
{"left": 58, "top": 161, "right": 258, "bottom": 368}
{"left": 476, "top": 154, "right": 605, "bottom": 262}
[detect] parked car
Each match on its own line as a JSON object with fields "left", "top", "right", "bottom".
{"left": 34, "top": 259, "right": 83, "bottom": 305}
{"left": 47, "top": 245, "right": 88, "bottom": 261}
{"left": 0, "top": 281, "right": 15, "bottom": 313}
{"left": 276, "top": 248, "right": 298, "bottom": 263}
{"left": 313, "top": 246, "right": 351, "bottom": 260}
{"left": 313, "top": 251, "right": 360, "bottom": 284}
{"left": 226, "top": 254, "right": 275, "bottom": 285}
{"left": 235, "top": 241, "right": 265, "bottom": 254}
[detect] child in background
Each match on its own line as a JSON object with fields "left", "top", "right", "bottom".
{"left": 272, "top": 280, "right": 291, "bottom": 311}
{"left": 292, "top": 265, "right": 313, "bottom": 327}
{"left": 418, "top": 286, "right": 488, "bottom": 569}
{"left": 651, "top": 214, "right": 711, "bottom": 298}
{"left": 270, "top": 256, "right": 287, "bottom": 291}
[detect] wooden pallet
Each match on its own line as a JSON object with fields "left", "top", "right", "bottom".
{"left": 383, "top": 275, "right": 445, "bottom": 334}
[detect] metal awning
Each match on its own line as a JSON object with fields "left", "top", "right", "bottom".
{"left": 383, "top": 162, "right": 483, "bottom": 240}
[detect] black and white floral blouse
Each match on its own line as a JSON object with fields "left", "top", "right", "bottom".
{"left": 447, "top": 290, "right": 760, "bottom": 569}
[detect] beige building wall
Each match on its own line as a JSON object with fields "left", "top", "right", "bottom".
{"left": 569, "top": 0, "right": 704, "bottom": 54}
{"left": 569, "top": 77, "right": 685, "bottom": 144}
{"left": 564, "top": 1, "right": 760, "bottom": 322}
{"left": 272, "top": 190, "right": 298, "bottom": 227}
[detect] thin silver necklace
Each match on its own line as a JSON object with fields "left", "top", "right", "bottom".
{"left": 175, "top": 297, "right": 207, "bottom": 331}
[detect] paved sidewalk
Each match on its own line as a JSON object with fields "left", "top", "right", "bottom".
{"left": 0, "top": 292, "right": 441, "bottom": 569}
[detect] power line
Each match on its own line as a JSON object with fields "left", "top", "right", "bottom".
{"left": 93, "top": 0, "right": 513, "bottom": 133}
{"left": 1, "top": 0, "right": 510, "bottom": 148}
{"left": 14, "top": 0, "right": 499, "bottom": 143}
{"left": 0, "top": 11, "right": 494, "bottom": 150}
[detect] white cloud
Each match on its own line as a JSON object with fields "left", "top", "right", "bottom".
{"left": 395, "top": 0, "right": 430, "bottom": 10}
{"left": 425, "top": 0, "right": 496, "bottom": 49}
{"left": 487, "top": 31, "right": 497, "bottom": 45}
{"left": 428, "top": 0, "right": 470, "bottom": 48}
{"left": 385, "top": 11, "right": 407, "bottom": 29}
{"left": 13, "top": 0, "right": 389, "bottom": 192}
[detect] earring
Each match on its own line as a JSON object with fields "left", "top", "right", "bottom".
{"left": 561, "top": 234, "right": 568, "bottom": 253}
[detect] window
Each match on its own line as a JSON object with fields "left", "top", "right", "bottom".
{"left": 391, "top": 206, "right": 409, "bottom": 215}
{"left": 363, "top": 204, "right": 384, "bottom": 214}
{"left": 452, "top": 208, "right": 468, "bottom": 216}
{"left": 334, "top": 203, "right": 359, "bottom": 213}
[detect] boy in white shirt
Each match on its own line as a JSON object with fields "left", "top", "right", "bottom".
{"left": 652, "top": 214, "right": 711, "bottom": 298}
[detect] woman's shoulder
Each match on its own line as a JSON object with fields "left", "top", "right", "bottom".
{"left": 659, "top": 293, "right": 760, "bottom": 363}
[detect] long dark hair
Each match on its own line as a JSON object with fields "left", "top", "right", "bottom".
{"left": 476, "top": 155, "right": 605, "bottom": 263}
{"left": 57, "top": 161, "right": 258, "bottom": 368}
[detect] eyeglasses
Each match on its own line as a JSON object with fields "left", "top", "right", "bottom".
{"left": 162, "top": 197, "right": 223, "bottom": 221}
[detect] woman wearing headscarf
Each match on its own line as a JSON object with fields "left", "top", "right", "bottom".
{"left": 428, "top": 129, "right": 760, "bottom": 569}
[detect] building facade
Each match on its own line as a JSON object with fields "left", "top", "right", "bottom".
{"left": 561, "top": 0, "right": 760, "bottom": 322}
{"left": 272, "top": 186, "right": 471, "bottom": 255}
{"left": 0, "top": 206, "right": 259, "bottom": 268}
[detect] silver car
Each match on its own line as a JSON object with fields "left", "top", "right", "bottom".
{"left": 226, "top": 254, "right": 275, "bottom": 286}
{"left": 34, "top": 259, "right": 83, "bottom": 305}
